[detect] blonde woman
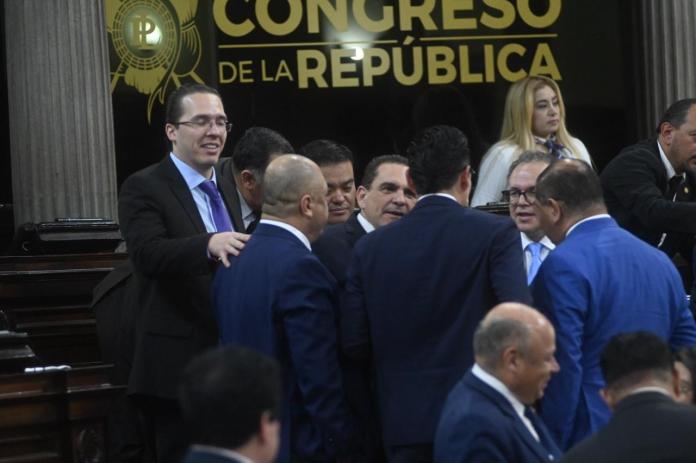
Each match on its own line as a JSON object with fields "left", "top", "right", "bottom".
{"left": 471, "top": 75, "right": 592, "bottom": 206}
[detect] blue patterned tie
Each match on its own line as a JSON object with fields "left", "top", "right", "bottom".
{"left": 527, "top": 242, "right": 543, "bottom": 285}
{"left": 537, "top": 138, "right": 566, "bottom": 159}
{"left": 198, "top": 180, "right": 233, "bottom": 232}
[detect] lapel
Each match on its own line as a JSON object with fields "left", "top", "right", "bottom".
{"left": 216, "top": 158, "right": 245, "bottom": 232}
{"left": 465, "top": 372, "right": 559, "bottom": 462}
{"left": 159, "top": 156, "right": 207, "bottom": 234}
{"left": 344, "top": 212, "right": 367, "bottom": 247}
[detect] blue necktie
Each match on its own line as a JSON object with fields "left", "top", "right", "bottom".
{"left": 198, "top": 180, "right": 233, "bottom": 232}
{"left": 527, "top": 242, "right": 543, "bottom": 285}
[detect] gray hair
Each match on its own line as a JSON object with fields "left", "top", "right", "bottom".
{"left": 507, "top": 151, "right": 555, "bottom": 181}
{"left": 474, "top": 317, "right": 532, "bottom": 367}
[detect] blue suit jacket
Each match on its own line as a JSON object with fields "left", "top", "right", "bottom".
{"left": 434, "top": 371, "right": 561, "bottom": 463}
{"left": 532, "top": 217, "right": 696, "bottom": 450}
{"left": 313, "top": 212, "right": 366, "bottom": 289}
{"left": 213, "top": 223, "right": 355, "bottom": 463}
{"left": 343, "top": 195, "right": 532, "bottom": 446}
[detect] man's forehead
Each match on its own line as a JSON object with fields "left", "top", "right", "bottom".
{"left": 181, "top": 92, "right": 225, "bottom": 113}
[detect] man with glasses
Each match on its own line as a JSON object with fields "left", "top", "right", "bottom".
{"left": 503, "top": 151, "right": 555, "bottom": 285}
{"left": 529, "top": 159, "right": 696, "bottom": 451}
{"left": 118, "top": 83, "right": 248, "bottom": 461}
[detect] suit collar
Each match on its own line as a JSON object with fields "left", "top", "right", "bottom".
{"left": 412, "top": 194, "right": 462, "bottom": 212}
{"left": 255, "top": 222, "right": 311, "bottom": 250}
{"left": 464, "top": 371, "right": 560, "bottom": 461}
{"left": 565, "top": 215, "right": 616, "bottom": 238}
{"left": 217, "top": 158, "right": 245, "bottom": 232}
{"left": 159, "top": 156, "right": 207, "bottom": 233}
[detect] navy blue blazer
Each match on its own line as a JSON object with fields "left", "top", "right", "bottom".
{"left": 343, "top": 195, "right": 531, "bottom": 447}
{"left": 532, "top": 217, "right": 696, "bottom": 450}
{"left": 434, "top": 371, "right": 561, "bottom": 463}
{"left": 212, "top": 223, "right": 356, "bottom": 463}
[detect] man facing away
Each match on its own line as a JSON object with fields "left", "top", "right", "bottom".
{"left": 342, "top": 125, "right": 531, "bottom": 463}
{"left": 179, "top": 346, "right": 282, "bottom": 463}
{"left": 217, "top": 126, "right": 294, "bottom": 233}
{"left": 435, "top": 303, "right": 561, "bottom": 463}
{"left": 561, "top": 332, "right": 696, "bottom": 463}
{"left": 504, "top": 151, "right": 556, "bottom": 285}
{"left": 213, "top": 155, "right": 358, "bottom": 463}
{"left": 118, "top": 83, "right": 248, "bottom": 461}
{"left": 299, "top": 139, "right": 357, "bottom": 224}
{"left": 531, "top": 159, "right": 696, "bottom": 450}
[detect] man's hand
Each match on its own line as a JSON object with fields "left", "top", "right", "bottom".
{"left": 208, "top": 232, "right": 250, "bottom": 267}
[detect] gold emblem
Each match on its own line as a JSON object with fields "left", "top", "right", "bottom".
{"left": 106, "top": 0, "right": 204, "bottom": 122}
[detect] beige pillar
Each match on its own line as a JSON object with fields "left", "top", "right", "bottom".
{"left": 4, "top": 0, "right": 117, "bottom": 226}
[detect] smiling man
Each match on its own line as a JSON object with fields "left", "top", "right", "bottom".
{"left": 504, "top": 151, "right": 555, "bottom": 285}
{"left": 299, "top": 139, "right": 357, "bottom": 224}
{"left": 118, "top": 84, "right": 248, "bottom": 461}
{"left": 601, "top": 98, "right": 696, "bottom": 260}
{"left": 434, "top": 303, "right": 561, "bottom": 463}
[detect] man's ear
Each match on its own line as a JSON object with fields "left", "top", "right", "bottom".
{"left": 165, "top": 123, "right": 177, "bottom": 143}
{"left": 258, "top": 410, "right": 279, "bottom": 444}
{"left": 600, "top": 388, "right": 616, "bottom": 410}
{"left": 659, "top": 121, "right": 676, "bottom": 146}
{"left": 356, "top": 185, "right": 368, "bottom": 209}
{"left": 501, "top": 345, "right": 521, "bottom": 373}
{"left": 459, "top": 166, "right": 472, "bottom": 198}
{"left": 670, "top": 365, "right": 681, "bottom": 399}
{"left": 546, "top": 198, "right": 563, "bottom": 224}
{"left": 240, "top": 170, "right": 258, "bottom": 189}
{"left": 406, "top": 168, "right": 417, "bottom": 195}
{"left": 299, "top": 193, "right": 313, "bottom": 218}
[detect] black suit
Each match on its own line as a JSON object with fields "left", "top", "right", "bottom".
{"left": 118, "top": 156, "right": 238, "bottom": 460}
{"left": 600, "top": 139, "right": 696, "bottom": 258}
{"left": 313, "top": 212, "right": 384, "bottom": 462}
{"left": 561, "top": 391, "right": 696, "bottom": 463}
{"left": 216, "top": 157, "right": 245, "bottom": 232}
{"left": 313, "top": 212, "right": 366, "bottom": 288}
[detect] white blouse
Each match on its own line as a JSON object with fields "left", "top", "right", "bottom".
{"left": 471, "top": 138, "right": 592, "bottom": 207}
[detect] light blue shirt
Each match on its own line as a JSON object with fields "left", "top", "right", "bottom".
{"left": 170, "top": 153, "right": 234, "bottom": 232}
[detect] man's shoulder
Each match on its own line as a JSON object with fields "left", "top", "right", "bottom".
{"left": 603, "top": 139, "right": 660, "bottom": 174}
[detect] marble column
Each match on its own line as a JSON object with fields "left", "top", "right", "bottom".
{"left": 4, "top": 0, "right": 117, "bottom": 226}
{"left": 635, "top": 0, "right": 696, "bottom": 136}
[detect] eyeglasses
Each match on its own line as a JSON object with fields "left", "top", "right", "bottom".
{"left": 501, "top": 188, "right": 537, "bottom": 204}
{"left": 174, "top": 117, "right": 233, "bottom": 132}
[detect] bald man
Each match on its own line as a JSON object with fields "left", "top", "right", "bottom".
{"left": 212, "top": 155, "right": 358, "bottom": 463}
{"left": 435, "top": 303, "right": 561, "bottom": 463}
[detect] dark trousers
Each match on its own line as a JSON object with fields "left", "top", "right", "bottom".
{"left": 132, "top": 395, "right": 187, "bottom": 463}
{"left": 385, "top": 444, "right": 433, "bottom": 463}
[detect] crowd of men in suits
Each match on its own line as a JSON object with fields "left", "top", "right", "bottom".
{"left": 112, "top": 83, "right": 696, "bottom": 463}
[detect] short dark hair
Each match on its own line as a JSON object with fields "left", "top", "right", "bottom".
{"left": 179, "top": 346, "right": 281, "bottom": 449}
{"left": 534, "top": 159, "right": 603, "bottom": 215}
{"left": 232, "top": 127, "right": 294, "bottom": 173}
{"left": 165, "top": 84, "right": 221, "bottom": 124}
{"left": 675, "top": 346, "right": 696, "bottom": 404}
{"left": 656, "top": 98, "right": 696, "bottom": 133}
{"left": 507, "top": 151, "right": 555, "bottom": 181}
{"left": 298, "top": 139, "right": 354, "bottom": 166}
{"left": 601, "top": 331, "right": 673, "bottom": 391}
{"left": 361, "top": 154, "right": 409, "bottom": 189}
{"left": 407, "top": 125, "right": 470, "bottom": 195}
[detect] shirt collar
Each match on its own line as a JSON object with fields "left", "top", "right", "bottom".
{"left": 418, "top": 193, "right": 458, "bottom": 203}
{"left": 259, "top": 219, "right": 311, "bottom": 250}
{"left": 170, "top": 152, "right": 217, "bottom": 190}
{"left": 566, "top": 214, "right": 612, "bottom": 237}
{"left": 657, "top": 140, "right": 681, "bottom": 180}
{"left": 357, "top": 212, "right": 375, "bottom": 233}
{"left": 472, "top": 364, "right": 526, "bottom": 417}
{"left": 190, "top": 445, "right": 255, "bottom": 463}
{"left": 628, "top": 386, "right": 672, "bottom": 398}
{"left": 520, "top": 233, "right": 555, "bottom": 250}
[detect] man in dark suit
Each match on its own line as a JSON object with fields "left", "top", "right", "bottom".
{"left": 313, "top": 154, "right": 416, "bottom": 288}
{"left": 531, "top": 159, "right": 696, "bottom": 450}
{"left": 343, "top": 125, "right": 532, "bottom": 463}
{"left": 213, "top": 155, "right": 358, "bottom": 463}
{"left": 313, "top": 154, "right": 416, "bottom": 463}
{"left": 435, "top": 302, "right": 561, "bottom": 463}
{"left": 299, "top": 139, "right": 357, "bottom": 225}
{"left": 118, "top": 84, "right": 249, "bottom": 461}
{"left": 218, "top": 126, "right": 294, "bottom": 233}
{"left": 561, "top": 331, "right": 696, "bottom": 463}
{"left": 600, "top": 98, "right": 696, "bottom": 259}
{"left": 179, "top": 346, "right": 281, "bottom": 463}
